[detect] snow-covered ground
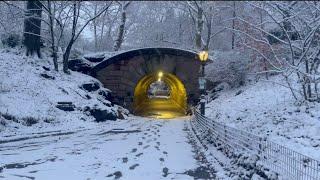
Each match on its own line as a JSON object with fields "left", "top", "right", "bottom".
{"left": 0, "top": 116, "right": 229, "bottom": 180}
{"left": 206, "top": 76, "right": 320, "bottom": 161}
{"left": 0, "top": 49, "right": 123, "bottom": 135}
{"left": 2, "top": 47, "right": 319, "bottom": 179}
{"left": 0, "top": 49, "right": 230, "bottom": 179}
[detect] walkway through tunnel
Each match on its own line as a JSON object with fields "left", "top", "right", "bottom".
{"left": 133, "top": 71, "right": 187, "bottom": 119}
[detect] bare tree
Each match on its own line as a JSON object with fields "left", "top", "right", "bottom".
{"left": 184, "top": 1, "right": 230, "bottom": 51}
{"left": 186, "top": 1, "right": 204, "bottom": 50}
{"left": 113, "top": 1, "right": 131, "bottom": 51}
{"left": 229, "top": 1, "right": 320, "bottom": 102}
{"left": 46, "top": 0, "right": 58, "bottom": 70}
{"left": 61, "top": 1, "right": 111, "bottom": 73}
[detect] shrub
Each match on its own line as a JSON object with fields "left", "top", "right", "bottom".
{"left": 1, "top": 112, "right": 18, "bottom": 122}
{"left": 206, "top": 50, "right": 249, "bottom": 89}
{"left": 1, "top": 33, "right": 21, "bottom": 48}
{"left": 0, "top": 118, "right": 7, "bottom": 126}
{"left": 22, "top": 117, "right": 39, "bottom": 126}
{"left": 44, "top": 118, "right": 54, "bottom": 123}
{"left": 70, "top": 48, "right": 83, "bottom": 59}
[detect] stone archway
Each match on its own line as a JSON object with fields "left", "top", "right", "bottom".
{"left": 91, "top": 47, "right": 208, "bottom": 117}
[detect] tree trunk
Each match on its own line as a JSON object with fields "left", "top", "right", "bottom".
{"left": 63, "top": 1, "right": 77, "bottom": 74}
{"left": 93, "top": 4, "right": 98, "bottom": 52}
{"left": 305, "top": 59, "right": 312, "bottom": 100}
{"left": 24, "top": 0, "right": 42, "bottom": 58}
{"left": 195, "top": 6, "right": 203, "bottom": 50}
{"left": 63, "top": 42, "right": 73, "bottom": 74}
{"left": 204, "top": 7, "right": 212, "bottom": 51}
{"left": 114, "top": 4, "right": 128, "bottom": 51}
{"left": 231, "top": 1, "right": 236, "bottom": 50}
{"left": 48, "top": 0, "right": 58, "bottom": 71}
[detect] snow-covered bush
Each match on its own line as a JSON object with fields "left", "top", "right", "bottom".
{"left": 1, "top": 112, "right": 18, "bottom": 123}
{"left": 70, "top": 48, "right": 84, "bottom": 59}
{"left": 0, "top": 118, "right": 6, "bottom": 127}
{"left": 206, "top": 50, "right": 249, "bottom": 89}
{"left": 22, "top": 117, "right": 39, "bottom": 126}
{"left": 1, "top": 33, "right": 21, "bottom": 48}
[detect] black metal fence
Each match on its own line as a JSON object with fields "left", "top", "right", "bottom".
{"left": 192, "top": 110, "right": 320, "bottom": 180}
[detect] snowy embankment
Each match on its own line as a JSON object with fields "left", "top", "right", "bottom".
{"left": 206, "top": 76, "right": 320, "bottom": 160}
{"left": 0, "top": 49, "right": 127, "bottom": 136}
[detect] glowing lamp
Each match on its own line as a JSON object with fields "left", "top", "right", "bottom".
{"left": 198, "top": 51, "right": 209, "bottom": 62}
{"left": 158, "top": 71, "right": 163, "bottom": 78}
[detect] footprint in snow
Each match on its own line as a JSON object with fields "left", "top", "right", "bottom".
{"left": 163, "top": 151, "right": 168, "bottom": 155}
{"left": 129, "top": 164, "right": 139, "bottom": 170}
{"left": 131, "top": 148, "right": 137, "bottom": 153}
{"left": 122, "top": 157, "right": 128, "bottom": 163}
{"left": 106, "top": 171, "right": 122, "bottom": 179}
{"left": 162, "top": 167, "right": 169, "bottom": 177}
{"left": 154, "top": 146, "right": 160, "bottom": 151}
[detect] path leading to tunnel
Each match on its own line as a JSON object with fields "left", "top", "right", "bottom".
{"left": 134, "top": 98, "right": 186, "bottom": 119}
{"left": 0, "top": 117, "right": 217, "bottom": 179}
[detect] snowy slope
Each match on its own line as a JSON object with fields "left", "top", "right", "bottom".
{"left": 0, "top": 48, "right": 125, "bottom": 136}
{"left": 206, "top": 76, "right": 320, "bottom": 160}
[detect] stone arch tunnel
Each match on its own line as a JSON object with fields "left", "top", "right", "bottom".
{"left": 90, "top": 47, "right": 207, "bottom": 118}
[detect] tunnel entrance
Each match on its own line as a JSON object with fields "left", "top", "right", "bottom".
{"left": 133, "top": 71, "right": 187, "bottom": 119}
{"left": 92, "top": 47, "right": 209, "bottom": 115}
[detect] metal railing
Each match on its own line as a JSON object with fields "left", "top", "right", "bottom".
{"left": 191, "top": 109, "right": 320, "bottom": 180}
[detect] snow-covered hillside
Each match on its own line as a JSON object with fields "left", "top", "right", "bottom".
{"left": 206, "top": 76, "right": 320, "bottom": 160}
{"left": 0, "top": 49, "right": 127, "bottom": 135}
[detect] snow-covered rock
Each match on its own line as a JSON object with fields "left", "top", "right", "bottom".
{"left": 83, "top": 51, "right": 116, "bottom": 62}
{"left": 0, "top": 49, "right": 127, "bottom": 135}
{"left": 68, "top": 58, "right": 93, "bottom": 74}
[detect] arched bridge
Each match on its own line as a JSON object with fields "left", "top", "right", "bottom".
{"left": 91, "top": 47, "right": 207, "bottom": 118}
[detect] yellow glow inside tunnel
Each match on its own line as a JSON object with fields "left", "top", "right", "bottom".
{"left": 133, "top": 72, "right": 187, "bottom": 119}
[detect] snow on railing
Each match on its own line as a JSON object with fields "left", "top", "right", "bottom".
{"left": 191, "top": 109, "right": 320, "bottom": 180}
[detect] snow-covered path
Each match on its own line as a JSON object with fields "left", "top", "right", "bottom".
{"left": 0, "top": 117, "right": 215, "bottom": 180}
